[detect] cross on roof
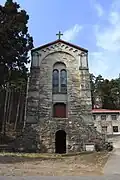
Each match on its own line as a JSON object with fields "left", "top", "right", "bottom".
{"left": 56, "top": 31, "right": 63, "bottom": 40}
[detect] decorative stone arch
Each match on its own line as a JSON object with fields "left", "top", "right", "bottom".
{"left": 53, "top": 61, "right": 67, "bottom": 69}
{"left": 40, "top": 50, "right": 76, "bottom": 67}
{"left": 31, "top": 41, "right": 88, "bottom": 70}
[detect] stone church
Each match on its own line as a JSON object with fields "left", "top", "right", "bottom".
{"left": 25, "top": 32, "right": 104, "bottom": 153}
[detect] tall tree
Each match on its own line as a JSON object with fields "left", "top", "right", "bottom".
{"left": 90, "top": 73, "right": 96, "bottom": 108}
{"left": 90, "top": 74, "right": 104, "bottom": 108}
{"left": 0, "top": 0, "right": 33, "bottom": 135}
{"left": 0, "top": 0, "right": 33, "bottom": 87}
{"left": 90, "top": 74, "right": 120, "bottom": 110}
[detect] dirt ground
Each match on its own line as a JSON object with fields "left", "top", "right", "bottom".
{"left": 0, "top": 152, "right": 110, "bottom": 176}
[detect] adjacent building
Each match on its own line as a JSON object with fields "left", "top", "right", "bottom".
{"left": 92, "top": 109, "right": 120, "bottom": 135}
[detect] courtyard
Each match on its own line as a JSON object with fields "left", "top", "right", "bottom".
{"left": 0, "top": 152, "right": 110, "bottom": 176}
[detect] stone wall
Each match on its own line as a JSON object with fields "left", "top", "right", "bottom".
{"left": 10, "top": 41, "right": 105, "bottom": 153}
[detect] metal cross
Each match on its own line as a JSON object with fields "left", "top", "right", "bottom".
{"left": 56, "top": 31, "right": 63, "bottom": 39}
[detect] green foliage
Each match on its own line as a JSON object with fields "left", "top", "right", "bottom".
{"left": 90, "top": 74, "right": 120, "bottom": 109}
{"left": 0, "top": 0, "right": 33, "bottom": 88}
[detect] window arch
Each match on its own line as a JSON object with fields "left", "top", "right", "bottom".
{"left": 53, "top": 62, "right": 66, "bottom": 69}
{"left": 60, "top": 69, "right": 67, "bottom": 93}
{"left": 52, "top": 62, "right": 67, "bottom": 94}
{"left": 53, "top": 103, "right": 66, "bottom": 118}
{"left": 52, "top": 69, "right": 59, "bottom": 93}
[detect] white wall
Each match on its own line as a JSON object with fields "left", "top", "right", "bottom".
{"left": 93, "top": 113, "right": 120, "bottom": 135}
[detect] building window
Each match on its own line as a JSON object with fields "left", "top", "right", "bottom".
{"left": 102, "top": 126, "right": 107, "bottom": 133}
{"left": 93, "top": 115, "right": 96, "bottom": 120}
{"left": 101, "top": 115, "right": 106, "bottom": 120}
{"left": 94, "top": 126, "right": 97, "bottom": 130}
{"left": 52, "top": 62, "right": 67, "bottom": 94}
{"left": 111, "top": 115, "right": 117, "bottom": 120}
{"left": 60, "top": 69, "right": 67, "bottom": 93}
{"left": 53, "top": 103, "right": 66, "bottom": 118}
{"left": 113, "top": 126, "right": 118, "bottom": 132}
{"left": 52, "top": 69, "right": 59, "bottom": 93}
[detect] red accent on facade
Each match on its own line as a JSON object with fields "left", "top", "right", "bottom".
{"left": 92, "top": 109, "right": 120, "bottom": 113}
{"left": 53, "top": 103, "right": 66, "bottom": 118}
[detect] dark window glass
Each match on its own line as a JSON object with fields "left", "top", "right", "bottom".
{"left": 113, "top": 126, "right": 118, "bottom": 132}
{"left": 60, "top": 69, "right": 67, "bottom": 93}
{"left": 101, "top": 115, "right": 106, "bottom": 120}
{"left": 93, "top": 115, "right": 96, "bottom": 120}
{"left": 53, "top": 69, "right": 59, "bottom": 93}
{"left": 111, "top": 115, "right": 117, "bottom": 120}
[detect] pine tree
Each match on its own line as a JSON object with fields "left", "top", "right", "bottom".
{"left": 0, "top": 0, "right": 33, "bottom": 87}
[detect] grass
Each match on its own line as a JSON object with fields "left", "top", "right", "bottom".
{"left": 0, "top": 151, "right": 96, "bottom": 159}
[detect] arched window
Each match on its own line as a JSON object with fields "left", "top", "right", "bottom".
{"left": 53, "top": 103, "right": 66, "bottom": 118}
{"left": 60, "top": 69, "right": 67, "bottom": 93}
{"left": 52, "top": 62, "right": 67, "bottom": 94}
{"left": 52, "top": 69, "right": 59, "bottom": 93}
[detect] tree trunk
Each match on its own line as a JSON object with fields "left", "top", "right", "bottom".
{"left": 19, "top": 94, "right": 24, "bottom": 124}
{"left": 6, "top": 90, "right": 11, "bottom": 123}
{"left": 2, "top": 83, "right": 9, "bottom": 136}
{"left": 8, "top": 90, "right": 13, "bottom": 124}
{"left": 22, "top": 77, "right": 29, "bottom": 132}
{"left": 14, "top": 91, "right": 21, "bottom": 131}
{"left": 0, "top": 89, "right": 4, "bottom": 132}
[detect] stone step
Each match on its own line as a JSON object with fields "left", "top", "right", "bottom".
{"left": 0, "top": 144, "right": 12, "bottom": 152}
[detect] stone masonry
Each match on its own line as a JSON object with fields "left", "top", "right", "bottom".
{"left": 13, "top": 39, "right": 105, "bottom": 153}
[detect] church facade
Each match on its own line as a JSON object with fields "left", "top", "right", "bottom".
{"left": 25, "top": 37, "right": 103, "bottom": 153}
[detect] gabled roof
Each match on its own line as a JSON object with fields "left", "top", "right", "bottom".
{"left": 31, "top": 39, "right": 88, "bottom": 53}
{"left": 92, "top": 109, "right": 120, "bottom": 113}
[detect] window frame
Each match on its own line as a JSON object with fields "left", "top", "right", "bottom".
{"left": 52, "top": 69, "right": 59, "bottom": 93}
{"left": 111, "top": 114, "right": 117, "bottom": 120}
{"left": 93, "top": 115, "right": 96, "bottom": 120}
{"left": 101, "top": 114, "right": 106, "bottom": 120}
{"left": 94, "top": 126, "right": 97, "bottom": 130}
{"left": 52, "top": 68, "right": 67, "bottom": 94}
{"left": 113, "top": 126, "right": 118, "bottom": 133}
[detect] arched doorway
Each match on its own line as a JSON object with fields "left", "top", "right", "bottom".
{"left": 55, "top": 130, "right": 66, "bottom": 154}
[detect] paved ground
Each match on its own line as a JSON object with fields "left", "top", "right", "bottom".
{"left": 104, "top": 148, "right": 120, "bottom": 174}
{"left": 0, "top": 175, "right": 120, "bottom": 180}
{"left": 104, "top": 136, "right": 120, "bottom": 175}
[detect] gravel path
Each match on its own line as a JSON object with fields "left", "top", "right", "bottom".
{"left": 0, "top": 152, "right": 109, "bottom": 176}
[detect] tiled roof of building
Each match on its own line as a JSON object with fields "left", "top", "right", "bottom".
{"left": 92, "top": 109, "right": 120, "bottom": 113}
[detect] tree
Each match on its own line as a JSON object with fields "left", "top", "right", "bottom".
{"left": 0, "top": 0, "right": 33, "bottom": 87}
{"left": 90, "top": 73, "right": 96, "bottom": 108}
{"left": 90, "top": 74, "right": 120, "bottom": 110}
{"left": 90, "top": 74, "right": 104, "bottom": 109}
{"left": 0, "top": 0, "right": 33, "bottom": 136}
